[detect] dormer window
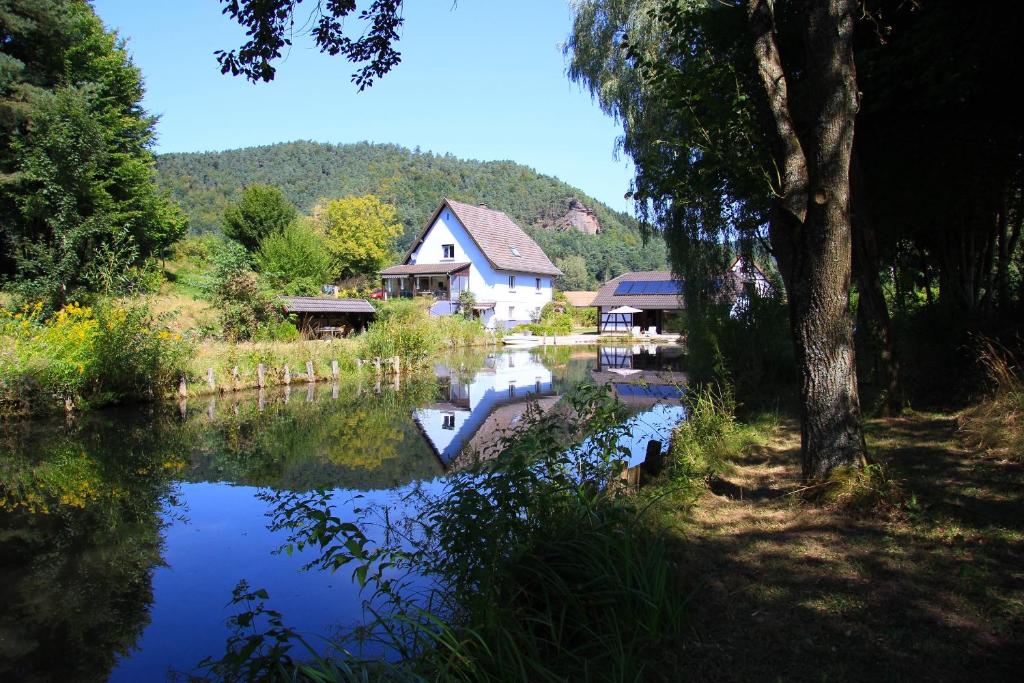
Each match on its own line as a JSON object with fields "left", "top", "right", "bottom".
{"left": 442, "top": 244, "right": 455, "bottom": 259}
{"left": 510, "top": 246, "right": 521, "bottom": 257}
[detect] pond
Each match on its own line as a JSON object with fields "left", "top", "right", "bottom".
{"left": 0, "top": 344, "right": 687, "bottom": 682}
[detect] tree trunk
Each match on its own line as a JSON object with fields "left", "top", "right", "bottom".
{"left": 751, "top": 0, "right": 868, "bottom": 481}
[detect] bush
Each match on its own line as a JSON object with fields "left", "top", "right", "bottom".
{"left": 668, "top": 383, "right": 740, "bottom": 483}
{"left": 255, "top": 220, "right": 333, "bottom": 290}
{"left": 0, "top": 301, "right": 189, "bottom": 414}
{"left": 959, "top": 336, "right": 1024, "bottom": 462}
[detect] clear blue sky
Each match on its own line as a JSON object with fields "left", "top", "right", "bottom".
{"left": 91, "top": 0, "right": 635, "bottom": 214}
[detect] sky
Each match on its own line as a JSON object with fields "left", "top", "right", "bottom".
{"left": 90, "top": 0, "right": 636, "bottom": 214}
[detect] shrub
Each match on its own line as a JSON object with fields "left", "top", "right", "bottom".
{"left": 255, "top": 220, "right": 333, "bottom": 290}
{"left": 959, "top": 336, "right": 1024, "bottom": 462}
{"left": 668, "top": 383, "right": 739, "bottom": 483}
{"left": 0, "top": 301, "right": 189, "bottom": 414}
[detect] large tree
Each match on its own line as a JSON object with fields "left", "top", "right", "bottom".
{"left": 308, "top": 194, "right": 402, "bottom": 279}
{"left": 222, "top": 184, "right": 297, "bottom": 251}
{"left": 0, "top": 0, "right": 186, "bottom": 307}
{"left": 568, "top": 0, "right": 868, "bottom": 479}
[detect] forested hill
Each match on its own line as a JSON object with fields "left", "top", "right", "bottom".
{"left": 155, "top": 141, "right": 667, "bottom": 286}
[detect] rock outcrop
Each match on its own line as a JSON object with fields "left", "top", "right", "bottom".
{"left": 554, "top": 198, "right": 602, "bottom": 235}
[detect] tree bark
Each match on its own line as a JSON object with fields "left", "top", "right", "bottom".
{"left": 751, "top": 0, "right": 868, "bottom": 480}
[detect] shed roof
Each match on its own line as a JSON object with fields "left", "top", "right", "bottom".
{"left": 405, "top": 198, "right": 562, "bottom": 276}
{"left": 280, "top": 297, "right": 376, "bottom": 314}
{"left": 592, "top": 271, "right": 685, "bottom": 310}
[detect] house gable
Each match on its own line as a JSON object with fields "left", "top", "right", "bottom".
{"left": 405, "top": 198, "right": 561, "bottom": 276}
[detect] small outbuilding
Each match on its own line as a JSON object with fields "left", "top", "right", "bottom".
{"left": 279, "top": 297, "right": 376, "bottom": 338}
{"left": 592, "top": 271, "right": 685, "bottom": 334}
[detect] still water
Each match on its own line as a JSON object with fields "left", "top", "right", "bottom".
{"left": 0, "top": 345, "right": 686, "bottom": 681}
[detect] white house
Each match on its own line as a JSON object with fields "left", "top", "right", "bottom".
{"left": 379, "top": 198, "right": 561, "bottom": 329}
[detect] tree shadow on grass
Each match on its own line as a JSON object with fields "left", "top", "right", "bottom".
{"left": 672, "top": 413, "right": 1024, "bottom": 681}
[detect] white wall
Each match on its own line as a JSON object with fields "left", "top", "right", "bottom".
{"left": 410, "top": 206, "right": 554, "bottom": 328}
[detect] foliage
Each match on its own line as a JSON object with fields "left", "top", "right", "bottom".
{"left": 200, "top": 384, "right": 687, "bottom": 680}
{"left": 456, "top": 289, "right": 476, "bottom": 319}
{"left": 155, "top": 141, "right": 667, "bottom": 283}
{"left": 818, "top": 464, "right": 907, "bottom": 518}
{"left": 213, "top": 270, "right": 279, "bottom": 342}
{"left": 685, "top": 288, "right": 795, "bottom": 404}
{"left": 669, "top": 383, "right": 738, "bottom": 484}
{"left": 555, "top": 254, "right": 595, "bottom": 290}
{"left": 215, "top": 0, "right": 404, "bottom": 88}
{"left": 959, "top": 337, "right": 1024, "bottom": 462}
{"left": 0, "top": 301, "right": 189, "bottom": 415}
{"left": 513, "top": 301, "right": 574, "bottom": 336}
{"left": 305, "top": 195, "right": 402, "bottom": 280}
{"left": 358, "top": 299, "right": 486, "bottom": 363}
{"left": 222, "top": 184, "right": 297, "bottom": 252}
{"left": 256, "top": 220, "right": 333, "bottom": 292}
{"left": 0, "top": 0, "right": 186, "bottom": 310}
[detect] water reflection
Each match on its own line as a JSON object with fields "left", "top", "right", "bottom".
{"left": 416, "top": 349, "right": 557, "bottom": 468}
{"left": 0, "top": 345, "right": 688, "bottom": 680}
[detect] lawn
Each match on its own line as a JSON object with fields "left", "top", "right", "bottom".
{"left": 670, "top": 411, "right": 1024, "bottom": 680}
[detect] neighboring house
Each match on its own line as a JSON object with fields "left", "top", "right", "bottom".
{"left": 379, "top": 198, "right": 561, "bottom": 329}
{"left": 592, "top": 257, "right": 773, "bottom": 333}
{"left": 593, "top": 271, "right": 685, "bottom": 334}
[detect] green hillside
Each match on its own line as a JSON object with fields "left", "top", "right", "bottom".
{"left": 155, "top": 141, "right": 667, "bottom": 286}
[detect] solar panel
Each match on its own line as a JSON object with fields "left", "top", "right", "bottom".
{"left": 614, "top": 280, "right": 683, "bottom": 295}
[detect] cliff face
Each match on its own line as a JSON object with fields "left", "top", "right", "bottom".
{"left": 553, "top": 198, "right": 602, "bottom": 235}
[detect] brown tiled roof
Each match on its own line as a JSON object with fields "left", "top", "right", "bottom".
{"left": 592, "top": 271, "right": 685, "bottom": 310}
{"left": 562, "top": 291, "right": 597, "bottom": 307}
{"left": 380, "top": 262, "right": 470, "bottom": 276}
{"left": 280, "top": 297, "right": 376, "bottom": 314}
{"left": 405, "top": 199, "right": 562, "bottom": 276}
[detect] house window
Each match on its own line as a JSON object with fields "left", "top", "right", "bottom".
{"left": 417, "top": 277, "right": 428, "bottom": 290}
{"left": 443, "top": 413, "right": 455, "bottom": 430}
{"left": 508, "top": 381, "right": 516, "bottom": 399}
{"left": 508, "top": 275, "right": 516, "bottom": 291}
{"left": 508, "top": 305, "right": 516, "bottom": 319}
{"left": 535, "top": 277, "right": 542, "bottom": 292}
{"left": 442, "top": 244, "right": 455, "bottom": 259}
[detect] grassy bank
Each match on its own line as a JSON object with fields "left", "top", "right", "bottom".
{"left": 0, "top": 298, "right": 494, "bottom": 416}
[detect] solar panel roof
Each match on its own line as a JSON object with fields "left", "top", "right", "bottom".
{"left": 613, "top": 280, "right": 683, "bottom": 296}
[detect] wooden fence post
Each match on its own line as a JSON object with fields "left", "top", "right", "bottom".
{"left": 178, "top": 374, "right": 187, "bottom": 398}
{"left": 207, "top": 368, "right": 215, "bottom": 392}
{"left": 392, "top": 356, "right": 400, "bottom": 375}
{"left": 306, "top": 360, "right": 315, "bottom": 382}
{"left": 283, "top": 365, "right": 291, "bottom": 385}
{"left": 373, "top": 358, "right": 382, "bottom": 376}
{"left": 331, "top": 360, "right": 339, "bottom": 380}
{"left": 642, "top": 439, "right": 664, "bottom": 477}
{"left": 257, "top": 364, "right": 266, "bottom": 388}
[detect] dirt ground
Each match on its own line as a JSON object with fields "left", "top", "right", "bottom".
{"left": 674, "top": 412, "right": 1024, "bottom": 681}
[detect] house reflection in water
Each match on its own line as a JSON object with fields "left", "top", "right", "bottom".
{"left": 414, "top": 350, "right": 557, "bottom": 468}
{"left": 592, "top": 345, "right": 688, "bottom": 407}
